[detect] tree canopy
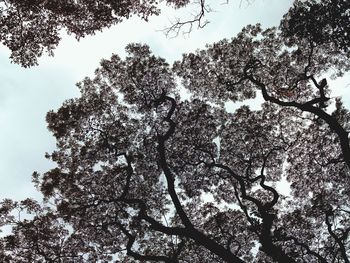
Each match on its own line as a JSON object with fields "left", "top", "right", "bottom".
{"left": 0, "top": 0, "right": 350, "bottom": 262}
{"left": 281, "top": 0, "right": 350, "bottom": 54}
{"left": 0, "top": 0, "right": 208, "bottom": 67}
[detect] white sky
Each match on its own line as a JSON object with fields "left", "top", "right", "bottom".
{"left": 0, "top": 0, "right": 348, "bottom": 201}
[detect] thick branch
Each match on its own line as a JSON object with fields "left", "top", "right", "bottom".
{"left": 211, "top": 162, "right": 296, "bottom": 263}
{"left": 156, "top": 95, "right": 245, "bottom": 263}
{"left": 248, "top": 76, "right": 350, "bottom": 170}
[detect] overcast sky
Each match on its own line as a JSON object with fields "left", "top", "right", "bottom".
{"left": 0, "top": 0, "right": 348, "bottom": 201}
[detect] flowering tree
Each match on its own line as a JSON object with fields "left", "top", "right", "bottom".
{"left": 0, "top": 0, "right": 349, "bottom": 262}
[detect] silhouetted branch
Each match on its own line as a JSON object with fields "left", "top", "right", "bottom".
{"left": 246, "top": 75, "right": 350, "bottom": 170}
{"left": 163, "top": 0, "right": 210, "bottom": 37}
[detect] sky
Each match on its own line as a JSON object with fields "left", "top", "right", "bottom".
{"left": 0, "top": 0, "right": 348, "bottom": 201}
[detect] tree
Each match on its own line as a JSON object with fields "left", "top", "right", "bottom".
{"left": 1, "top": 29, "right": 350, "bottom": 261}
{"left": 1, "top": 1, "right": 350, "bottom": 262}
{"left": 0, "top": 0, "right": 216, "bottom": 67}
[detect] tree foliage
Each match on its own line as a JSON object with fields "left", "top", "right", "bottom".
{"left": 0, "top": 0, "right": 350, "bottom": 262}
{"left": 281, "top": 0, "right": 350, "bottom": 54}
{"left": 0, "top": 0, "right": 212, "bottom": 67}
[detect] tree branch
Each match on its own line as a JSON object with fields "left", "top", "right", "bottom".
{"left": 155, "top": 94, "right": 245, "bottom": 263}
{"left": 247, "top": 76, "right": 350, "bottom": 170}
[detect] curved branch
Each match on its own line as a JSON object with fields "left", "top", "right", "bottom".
{"left": 117, "top": 222, "right": 175, "bottom": 262}
{"left": 211, "top": 162, "right": 296, "bottom": 263}
{"left": 156, "top": 95, "right": 245, "bottom": 263}
{"left": 247, "top": 76, "right": 350, "bottom": 170}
